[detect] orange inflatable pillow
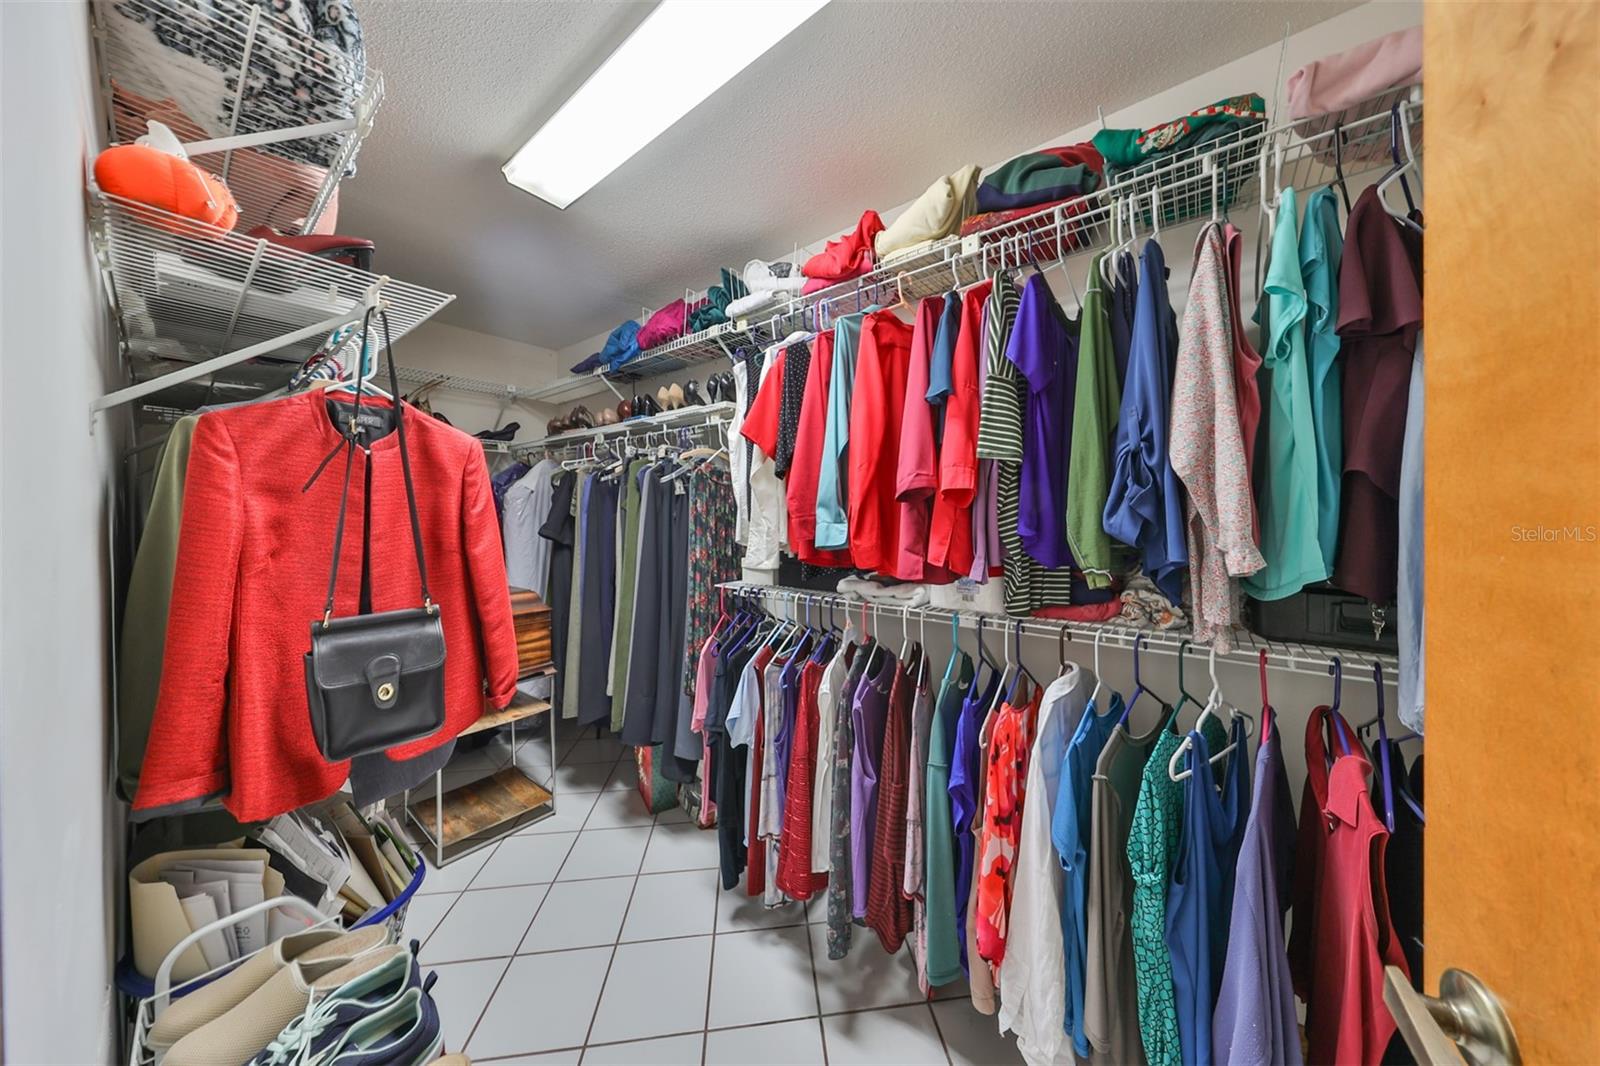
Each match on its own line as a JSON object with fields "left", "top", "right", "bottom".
{"left": 94, "top": 143, "right": 239, "bottom": 233}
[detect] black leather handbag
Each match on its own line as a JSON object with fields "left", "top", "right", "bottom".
{"left": 305, "top": 309, "right": 448, "bottom": 761}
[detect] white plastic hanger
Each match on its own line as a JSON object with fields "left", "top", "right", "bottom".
{"left": 1088, "top": 626, "right": 1107, "bottom": 709}
{"left": 1169, "top": 644, "right": 1256, "bottom": 781}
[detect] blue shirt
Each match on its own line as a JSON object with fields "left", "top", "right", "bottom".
{"left": 1300, "top": 185, "right": 1345, "bottom": 575}
{"left": 1102, "top": 239, "right": 1188, "bottom": 604}
{"left": 815, "top": 310, "right": 870, "bottom": 549}
{"left": 948, "top": 664, "right": 1000, "bottom": 973}
{"left": 926, "top": 291, "right": 962, "bottom": 440}
{"left": 1165, "top": 719, "right": 1250, "bottom": 1066}
{"left": 1053, "top": 691, "right": 1122, "bottom": 1057}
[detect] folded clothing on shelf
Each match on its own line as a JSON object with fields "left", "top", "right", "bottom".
{"left": 685, "top": 267, "right": 751, "bottom": 333}
{"left": 600, "top": 319, "right": 642, "bottom": 369}
{"left": 875, "top": 163, "right": 981, "bottom": 259}
{"left": 569, "top": 351, "right": 603, "bottom": 375}
{"left": 743, "top": 257, "right": 807, "bottom": 295}
{"left": 637, "top": 298, "right": 689, "bottom": 351}
{"left": 802, "top": 209, "right": 885, "bottom": 293}
{"left": 957, "top": 195, "right": 1099, "bottom": 259}
{"left": 100, "top": 0, "right": 366, "bottom": 172}
{"left": 975, "top": 145, "right": 1101, "bottom": 214}
{"left": 1288, "top": 27, "right": 1422, "bottom": 164}
{"left": 1288, "top": 26, "right": 1421, "bottom": 120}
{"left": 95, "top": 141, "right": 240, "bottom": 232}
{"left": 836, "top": 575, "right": 932, "bottom": 607}
{"left": 1092, "top": 94, "right": 1267, "bottom": 181}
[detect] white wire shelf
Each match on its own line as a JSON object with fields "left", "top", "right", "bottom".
{"left": 519, "top": 372, "right": 620, "bottom": 406}
{"left": 93, "top": 0, "right": 377, "bottom": 235}
{"left": 498, "top": 401, "right": 736, "bottom": 454}
{"left": 719, "top": 582, "right": 1399, "bottom": 686}
{"left": 579, "top": 86, "right": 1419, "bottom": 378}
{"left": 90, "top": 190, "right": 453, "bottom": 410}
{"left": 776, "top": 84, "right": 1422, "bottom": 326}
{"left": 393, "top": 366, "right": 553, "bottom": 403}
{"left": 609, "top": 319, "right": 777, "bottom": 384}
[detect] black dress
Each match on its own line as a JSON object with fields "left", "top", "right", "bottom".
{"left": 538, "top": 472, "right": 578, "bottom": 718}
{"left": 576, "top": 476, "right": 619, "bottom": 727}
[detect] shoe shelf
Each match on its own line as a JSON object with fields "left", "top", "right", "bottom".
{"left": 89, "top": 190, "right": 455, "bottom": 414}
{"left": 93, "top": 0, "right": 381, "bottom": 236}
{"left": 404, "top": 688, "right": 558, "bottom": 867}
{"left": 611, "top": 318, "right": 779, "bottom": 383}
{"left": 518, "top": 401, "right": 737, "bottom": 453}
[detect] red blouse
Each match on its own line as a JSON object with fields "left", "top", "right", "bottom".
{"left": 133, "top": 391, "right": 519, "bottom": 822}
{"left": 847, "top": 310, "right": 913, "bottom": 574}
{"left": 928, "top": 281, "right": 992, "bottom": 574}
{"left": 787, "top": 331, "right": 852, "bottom": 568}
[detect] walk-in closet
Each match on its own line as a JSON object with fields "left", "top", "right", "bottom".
{"left": 1, "top": 0, "right": 1596, "bottom": 1063}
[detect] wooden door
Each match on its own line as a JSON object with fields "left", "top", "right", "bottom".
{"left": 1425, "top": 1, "right": 1600, "bottom": 1059}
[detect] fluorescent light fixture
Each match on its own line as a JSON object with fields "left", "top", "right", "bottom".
{"left": 502, "top": 0, "right": 829, "bottom": 208}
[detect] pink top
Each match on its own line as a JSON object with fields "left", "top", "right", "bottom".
{"left": 691, "top": 635, "right": 719, "bottom": 735}
{"left": 1287, "top": 26, "right": 1421, "bottom": 120}
{"left": 1170, "top": 224, "right": 1265, "bottom": 650}
{"left": 894, "top": 296, "right": 948, "bottom": 582}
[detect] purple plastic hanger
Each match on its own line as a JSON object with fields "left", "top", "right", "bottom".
{"left": 1116, "top": 633, "right": 1151, "bottom": 728}
{"left": 1373, "top": 662, "right": 1396, "bottom": 833}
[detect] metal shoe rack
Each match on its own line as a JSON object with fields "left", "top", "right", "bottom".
{"left": 88, "top": 0, "right": 455, "bottom": 420}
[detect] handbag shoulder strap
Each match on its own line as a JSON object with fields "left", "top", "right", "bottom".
{"left": 318, "top": 308, "right": 434, "bottom": 627}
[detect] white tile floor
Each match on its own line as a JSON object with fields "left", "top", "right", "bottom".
{"left": 402, "top": 726, "right": 1025, "bottom": 1065}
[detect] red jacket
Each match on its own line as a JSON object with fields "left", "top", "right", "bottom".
{"left": 133, "top": 391, "right": 519, "bottom": 821}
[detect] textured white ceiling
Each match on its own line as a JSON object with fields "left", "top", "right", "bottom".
{"left": 341, "top": 0, "right": 1357, "bottom": 350}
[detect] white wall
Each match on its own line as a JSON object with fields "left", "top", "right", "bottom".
{"left": 0, "top": 2, "right": 121, "bottom": 1061}
{"left": 398, "top": 319, "right": 559, "bottom": 436}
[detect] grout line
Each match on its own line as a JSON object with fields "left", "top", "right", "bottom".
{"left": 924, "top": 998, "right": 954, "bottom": 1066}
{"left": 578, "top": 791, "right": 661, "bottom": 1056}
{"left": 803, "top": 898, "right": 830, "bottom": 1066}
{"left": 456, "top": 736, "right": 573, "bottom": 1057}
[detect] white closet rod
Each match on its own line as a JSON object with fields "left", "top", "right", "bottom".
{"left": 719, "top": 582, "right": 1397, "bottom": 687}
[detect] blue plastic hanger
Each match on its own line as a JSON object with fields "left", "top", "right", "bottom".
{"left": 1116, "top": 633, "right": 1154, "bottom": 729}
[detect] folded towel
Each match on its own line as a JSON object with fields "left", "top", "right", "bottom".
{"left": 975, "top": 146, "right": 1100, "bottom": 214}
{"left": 801, "top": 209, "right": 884, "bottom": 285}
{"left": 726, "top": 289, "right": 784, "bottom": 320}
{"left": 875, "top": 164, "right": 980, "bottom": 258}
{"left": 837, "top": 576, "right": 931, "bottom": 607}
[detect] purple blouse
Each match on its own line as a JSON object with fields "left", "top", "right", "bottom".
{"left": 1006, "top": 272, "right": 1081, "bottom": 570}
{"left": 849, "top": 648, "right": 894, "bottom": 919}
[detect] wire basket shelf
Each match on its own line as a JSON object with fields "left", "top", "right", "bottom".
{"left": 93, "top": 0, "right": 378, "bottom": 235}
{"left": 91, "top": 190, "right": 453, "bottom": 377}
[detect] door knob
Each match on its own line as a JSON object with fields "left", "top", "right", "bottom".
{"left": 1384, "top": 966, "right": 1522, "bottom": 1065}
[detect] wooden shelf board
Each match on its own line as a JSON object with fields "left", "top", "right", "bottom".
{"left": 408, "top": 766, "right": 553, "bottom": 848}
{"left": 461, "top": 693, "right": 551, "bottom": 737}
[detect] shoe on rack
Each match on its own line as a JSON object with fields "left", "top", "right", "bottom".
{"left": 666, "top": 382, "right": 685, "bottom": 409}
{"left": 247, "top": 943, "right": 424, "bottom": 1066}
{"left": 149, "top": 927, "right": 377, "bottom": 1051}
{"left": 162, "top": 926, "right": 390, "bottom": 1066}
{"left": 682, "top": 380, "right": 704, "bottom": 406}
